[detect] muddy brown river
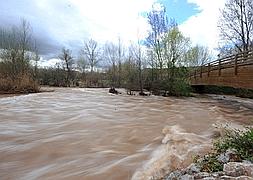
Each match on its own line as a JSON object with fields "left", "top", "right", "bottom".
{"left": 0, "top": 88, "right": 252, "bottom": 179}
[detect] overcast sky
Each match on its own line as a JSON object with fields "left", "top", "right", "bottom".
{"left": 0, "top": 0, "right": 226, "bottom": 62}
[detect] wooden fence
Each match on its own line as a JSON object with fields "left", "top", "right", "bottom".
{"left": 190, "top": 50, "right": 253, "bottom": 89}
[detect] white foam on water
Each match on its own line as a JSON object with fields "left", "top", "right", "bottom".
{"left": 132, "top": 125, "right": 212, "bottom": 180}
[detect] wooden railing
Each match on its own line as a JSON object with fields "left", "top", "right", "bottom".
{"left": 190, "top": 50, "right": 253, "bottom": 89}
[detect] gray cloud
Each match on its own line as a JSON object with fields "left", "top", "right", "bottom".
{"left": 0, "top": 0, "right": 88, "bottom": 58}
{"left": 0, "top": 0, "right": 161, "bottom": 61}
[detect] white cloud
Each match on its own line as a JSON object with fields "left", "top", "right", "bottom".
{"left": 38, "top": 58, "right": 62, "bottom": 68}
{"left": 70, "top": 0, "right": 157, "bottom": 43}
{"left": 152, "top": 2, "right": 165, "bottom": 12}
{"left": 179, "top": 0, "right": 226, "bottom": 53}
{"left": 34, "top": 0, "right": 157, "bottom": 46}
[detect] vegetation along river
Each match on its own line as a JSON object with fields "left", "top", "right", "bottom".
{"left": 0, "top": 88, "right": 252, "bottom": 179}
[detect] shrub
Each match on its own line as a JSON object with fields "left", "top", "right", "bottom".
{"left": 0, "top": 77, "right": 13, "bottom": 92}
{"left": 214, "top": 127, "right": 253, "bottom": 162}
{"left": 194, "top": 127, "right": 253, "bottom": 173}
{"left": 195, "top": 153, "right": 223, "bottom": 173}
{"left": 167, "top": 78, "right": 192, "bottom": 97}
{"left": 0, "top": 73, "right": 40, "bottom": 93}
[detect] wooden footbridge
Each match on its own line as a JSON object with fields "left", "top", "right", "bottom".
{"left": 190, "top": 50, "right": 253, "bottom": 90}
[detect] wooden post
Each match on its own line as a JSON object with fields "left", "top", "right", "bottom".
{"left": 218, "top": 60, "right": 221, "bottom": 76}
{"left": 208, "top": 63, "right": 210, "bottom": 77}
{"left": 234, "top": 54, "right": 238, "bottom": 76}
{"left": 200, "top": 66, "right": 202, "bottom": 78}
{"left": 194, "top": 69, "right": 196, "bottom": 79}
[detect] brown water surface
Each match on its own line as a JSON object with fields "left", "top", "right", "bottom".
{"left": 0, "top": 88, "right": 252, "bottom": 179}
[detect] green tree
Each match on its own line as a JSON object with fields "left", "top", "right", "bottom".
{"left": 163, "top": 24, "right": 190, "bottom": 79}
{"left": 186, "top": 45, "right": 211, "bottom": 67}
{"left": 162, "top": 24, "right": 191, "bottom": 96}
{"left": 146, "top": 4, "right": 168, "bottom": 80}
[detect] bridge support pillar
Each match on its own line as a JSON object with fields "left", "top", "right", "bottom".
{"left": 234, "top": 54, "right": 238, "bottom": 75}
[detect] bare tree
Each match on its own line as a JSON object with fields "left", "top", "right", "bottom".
{"left": 0, "top": 19, "right": 40, "bottom": 92}
{"left": 103, "top": 42, "right": 118, "bottom": 86}
{"left": 32, "top": 41, "right": 40, "bottom": 80}
{"left": 77, "top": 55, "right": 88, "bottom": 74}
{"left": 0, "top": 19, "right": 34, "bottom": 79}
{"left": 218, "top": 0, "right": 253, "bottom": 53}
{"left": 117, "top": 37, "right": 125, "bottom": 87}
{"left": 123, "top": 47, "right": 137, "bottom": 94}
{"left": 19, "top": 19, "right": 32, "bottom": 73}
{"left": 130, "top": 41, "right": 145, "bottom": 94}
{"left": 83, "top": 39, "right": 100, "bottom": 73}
{"left": 77, "top": 52, "right": 88, "bottom": 82}
{"left": 146, "top": 49, "right": 156, "bottom": 83}
{"left": 59, "top": 48, "right": 73, "bottom": 87}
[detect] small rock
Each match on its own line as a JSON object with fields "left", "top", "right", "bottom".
{"left": 165, "top": 170, "right": 183, "bottom": 180}
{"left": 180, "top": 174, "right": 194, "bottom": 180}
{"left": 218, "top": 149, "right": 241, "bottom": 164}
{"left": 218, "top": 152, "right": 230, "bottom": 164}
{"left": 224, "top": 163, "right": 245, "bottom": 177}
{"left": 224, "top": 162, "right": 253, "bottom": 177}
{"left": 186, "top": 163, "right": 201, "bottom": 174}
{"left": 243, "top": 163, "right": 253, "bottom": 177}
{"left": 220, "top": 175, "right": 237, "bottom": 179}
{"left": 203, "top": 177, "right": 216, "bottom": 180}
{"left": 212, "top": 171, "right": 225, "bottom": 177}
{"left": 194, "top": 172, "right": 211, "bottom": 179}
{"left": 242, "top": 160, "right": 253, "bottom": 164}
{"left": 236, "top": 176, "right": 253, "bottom": 180}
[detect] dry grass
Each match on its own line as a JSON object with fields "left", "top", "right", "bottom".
{"left": 0, "top": 74, "right": 40, "bottom": 94}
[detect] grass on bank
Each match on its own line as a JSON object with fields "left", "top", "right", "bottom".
{"left": 0, "top": 74, "right": 40, "bottom": 94}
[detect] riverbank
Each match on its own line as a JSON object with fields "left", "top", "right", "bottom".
{"left": 133, "top": 124, "right": 253, "bottom": 180}
{"left": 0, "top": 86, "right": 55, "bottom": 98}
{"left": 164, "top": 127, "right": 253, "bottom": 179}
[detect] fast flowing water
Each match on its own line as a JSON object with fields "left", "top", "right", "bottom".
{"left": 0, "top": 88, "right": 252, "bottom": 180}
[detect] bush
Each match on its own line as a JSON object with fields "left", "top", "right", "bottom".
{"left": 194, "top": 127, "right": 253, "bottom": 173}
{"left": 214, "top": 127, "right": 253, "bottom": 162}
{"left": 194, "top": 153, "right": 223, "bottom": 173}
{"left": 0, "top": 77, "right": 13, "bottom": 92}
{"left": 167, "top": 78, "right": 192, "bottom": 97}
{"left": 0, "top": 74, "right": 40, "bottom": 93}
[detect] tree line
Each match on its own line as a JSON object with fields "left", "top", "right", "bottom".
{"left": 0, "top": 19, "right": 40, "bottom": 93}
{"left": 0, "top": 0, "right": 252, "bottom": 95}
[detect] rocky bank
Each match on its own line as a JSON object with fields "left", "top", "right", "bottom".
{"left": 165, "top": 148, "right": 253, "bottom": 179}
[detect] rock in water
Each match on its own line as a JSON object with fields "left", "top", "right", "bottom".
{"left": 109, "top": 87, "right": 118, "bottom": 94}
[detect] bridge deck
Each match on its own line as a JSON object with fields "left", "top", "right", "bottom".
{"left": 190, "top": 50, "right": 253, "bottom": 90}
